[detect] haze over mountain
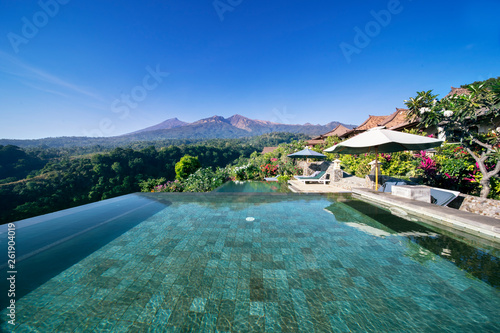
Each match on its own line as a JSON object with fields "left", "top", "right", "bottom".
{"left": 0, "top": 114, "right": 355, "bottom": 148}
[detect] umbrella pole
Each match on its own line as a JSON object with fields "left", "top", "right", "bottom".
{"left": 375, "top": 147, "right": 378, "bottom": 190}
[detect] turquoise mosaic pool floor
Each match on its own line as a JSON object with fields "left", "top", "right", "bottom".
{"left": 2, "top": 194, "right": 499, "bottom": 332}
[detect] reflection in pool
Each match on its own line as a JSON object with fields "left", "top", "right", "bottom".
{"left": 325, "top": 199, "right": 500, "bottom": 288}
{"left": 213, "top": 181, "right": 291, "bottom": 193}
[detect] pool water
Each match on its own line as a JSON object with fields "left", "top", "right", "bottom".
{"left": 214, "top": 181, "right": 290, "bottom": 193}
{"left": 1, "top": 193, "right": 499, "bottom": 332}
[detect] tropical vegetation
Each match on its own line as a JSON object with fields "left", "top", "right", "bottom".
{"left": 0, "top": 133, "right": 306, "bottom": 223}
{"left": 405, "top": 77, "right": 500, "bottom": 197}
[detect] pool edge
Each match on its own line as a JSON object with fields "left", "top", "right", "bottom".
{"left": 352, "top": 187, "right": 500, "bottom": 245}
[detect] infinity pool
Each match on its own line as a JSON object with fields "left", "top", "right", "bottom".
{"left": 1, "top": 193, "right": 499, "bottom": 332}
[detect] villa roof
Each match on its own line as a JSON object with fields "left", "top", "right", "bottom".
{"left": 445, "top": 86, "right": 471, "bottom": 98}
{"left": 306, "top": 139, "right": 325, "bottom": 147}
{"left": 355, "top": 115, "right": 388, "bottom": 131}
{"left": 261, "top": 147, "right": 279, "bottom": 154}
{"left": 340, "top": 115, "right": 388, "bottom": 138}
{"left": 308, "top": 124, "right": 353, "bottom": 144}
{"left": 322, "top": 124, "right": 352, "bottom": 138}
{"left": 389, "top": 119, "right": 420, "bottom": 131}
{"left": 378, "top": 108, "right": 409, "bottom": 129}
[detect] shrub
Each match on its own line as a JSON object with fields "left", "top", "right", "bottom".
{"left": 175, "top": 155, "right": 201, "bottom": 180}
{"left": 339, "top": 153, "right": 374, "bottom": 178}
{"left": 354, "top": 160, "right": 372, "bottom": 178}
{"left": 184, "top": 167, "right": 229, "bottom": 192}
{"left": 380, "top": 152, "right": 419, "bottom": 178}
{"left": 277, "top": 175, "right": 291, "bottom": 183}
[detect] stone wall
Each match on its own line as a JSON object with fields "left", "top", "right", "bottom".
{"left": 332, "top": 169, "right": 343, "bottom": 182}
{"left": 299, "top": 161, "right": 332, "bottom": 176}
{"left": 450, "top": 194, "right": 500, "bottom": 220}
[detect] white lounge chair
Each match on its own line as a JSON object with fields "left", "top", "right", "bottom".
{"left": 430, "top": 188, "right": 460, "bottom": 206}
{"left": 294, "top": 171, "right": 330, "bottom": 184}
{"left": 264, "top": 175, "right": 279, "bottom": 182}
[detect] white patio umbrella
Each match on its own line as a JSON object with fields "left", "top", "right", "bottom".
{"left": 324, "top": 127, "right": 443, "bottom": 189}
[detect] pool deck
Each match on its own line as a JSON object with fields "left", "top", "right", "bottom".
{"left": 288, "top": 180, "right": 351, "bottom": 193}
{"left": 288, "top": 173, "right": 367, "bottom": 194}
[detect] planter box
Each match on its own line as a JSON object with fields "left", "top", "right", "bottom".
{"left": 392, "top": 185, "right": 431, "bottom": 203}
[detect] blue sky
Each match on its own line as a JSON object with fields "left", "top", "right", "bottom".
{"left": 1, "top": 0, "right": 499, "bottom": 139}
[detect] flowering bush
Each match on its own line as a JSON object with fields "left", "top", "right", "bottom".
{"left": 260, "top": 163, "right": 279, "bottom": 177}
{"left": 139, "top": 177, "right": 166, "bottom": 192}
{"left": 233, "top": 164, "right": 259, "bottom": 180}
{"left": 415, "top": 151, "right": 437, "bottom": 177}
{"left": 154, "top": 180, "right": 183, "bottom": 192}
{"left": 433, "top": 144, "right": 477, "bottom": 191}
{"left": 381, "top": 153, "right": 391, "bottom": 163}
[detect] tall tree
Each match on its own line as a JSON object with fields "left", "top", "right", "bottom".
{"left": 175, "top": 155, "right": 202, "bottom": 180}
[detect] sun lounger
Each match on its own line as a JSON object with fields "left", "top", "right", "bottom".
{"left": 378, "top": 181, "right": 407, "bottom": 192}
{"left": 295, "top": 171, "right": 320, "bottom": 179}
{"left": 430, "top": 188, "right": 460, "bottom": 206}
{"left": 294, "top": 171, "right": 330, "bottom": 184}
{"left": 264, "top": 175, "right": 279, "bottom": 182}
{"left": 294, "top": 171, "right": 320, "bottom": 181}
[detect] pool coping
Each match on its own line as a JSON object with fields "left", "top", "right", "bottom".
{"left": 352, "top": 187, "right": 500, "bottom": 244}
{"left": 287, "top": 180, "right": 352, "bottom": 193}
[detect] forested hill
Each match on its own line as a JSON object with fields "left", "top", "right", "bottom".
{"left": 0, "top": 133, "right": 307, "bottom": 223}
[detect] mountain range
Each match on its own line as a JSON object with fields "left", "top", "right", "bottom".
{"left": 0, "top": 114, "right": 355, "bottom": 148}
{"left": 124, "top": 114, "right": 355, "bottom": 140}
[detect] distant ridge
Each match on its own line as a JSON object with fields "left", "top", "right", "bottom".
{"left": 129, "top": 117, "right": 188, "bottom": 134}
{"left": 121, "top": 114, "right": 355, "bottom": 140}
